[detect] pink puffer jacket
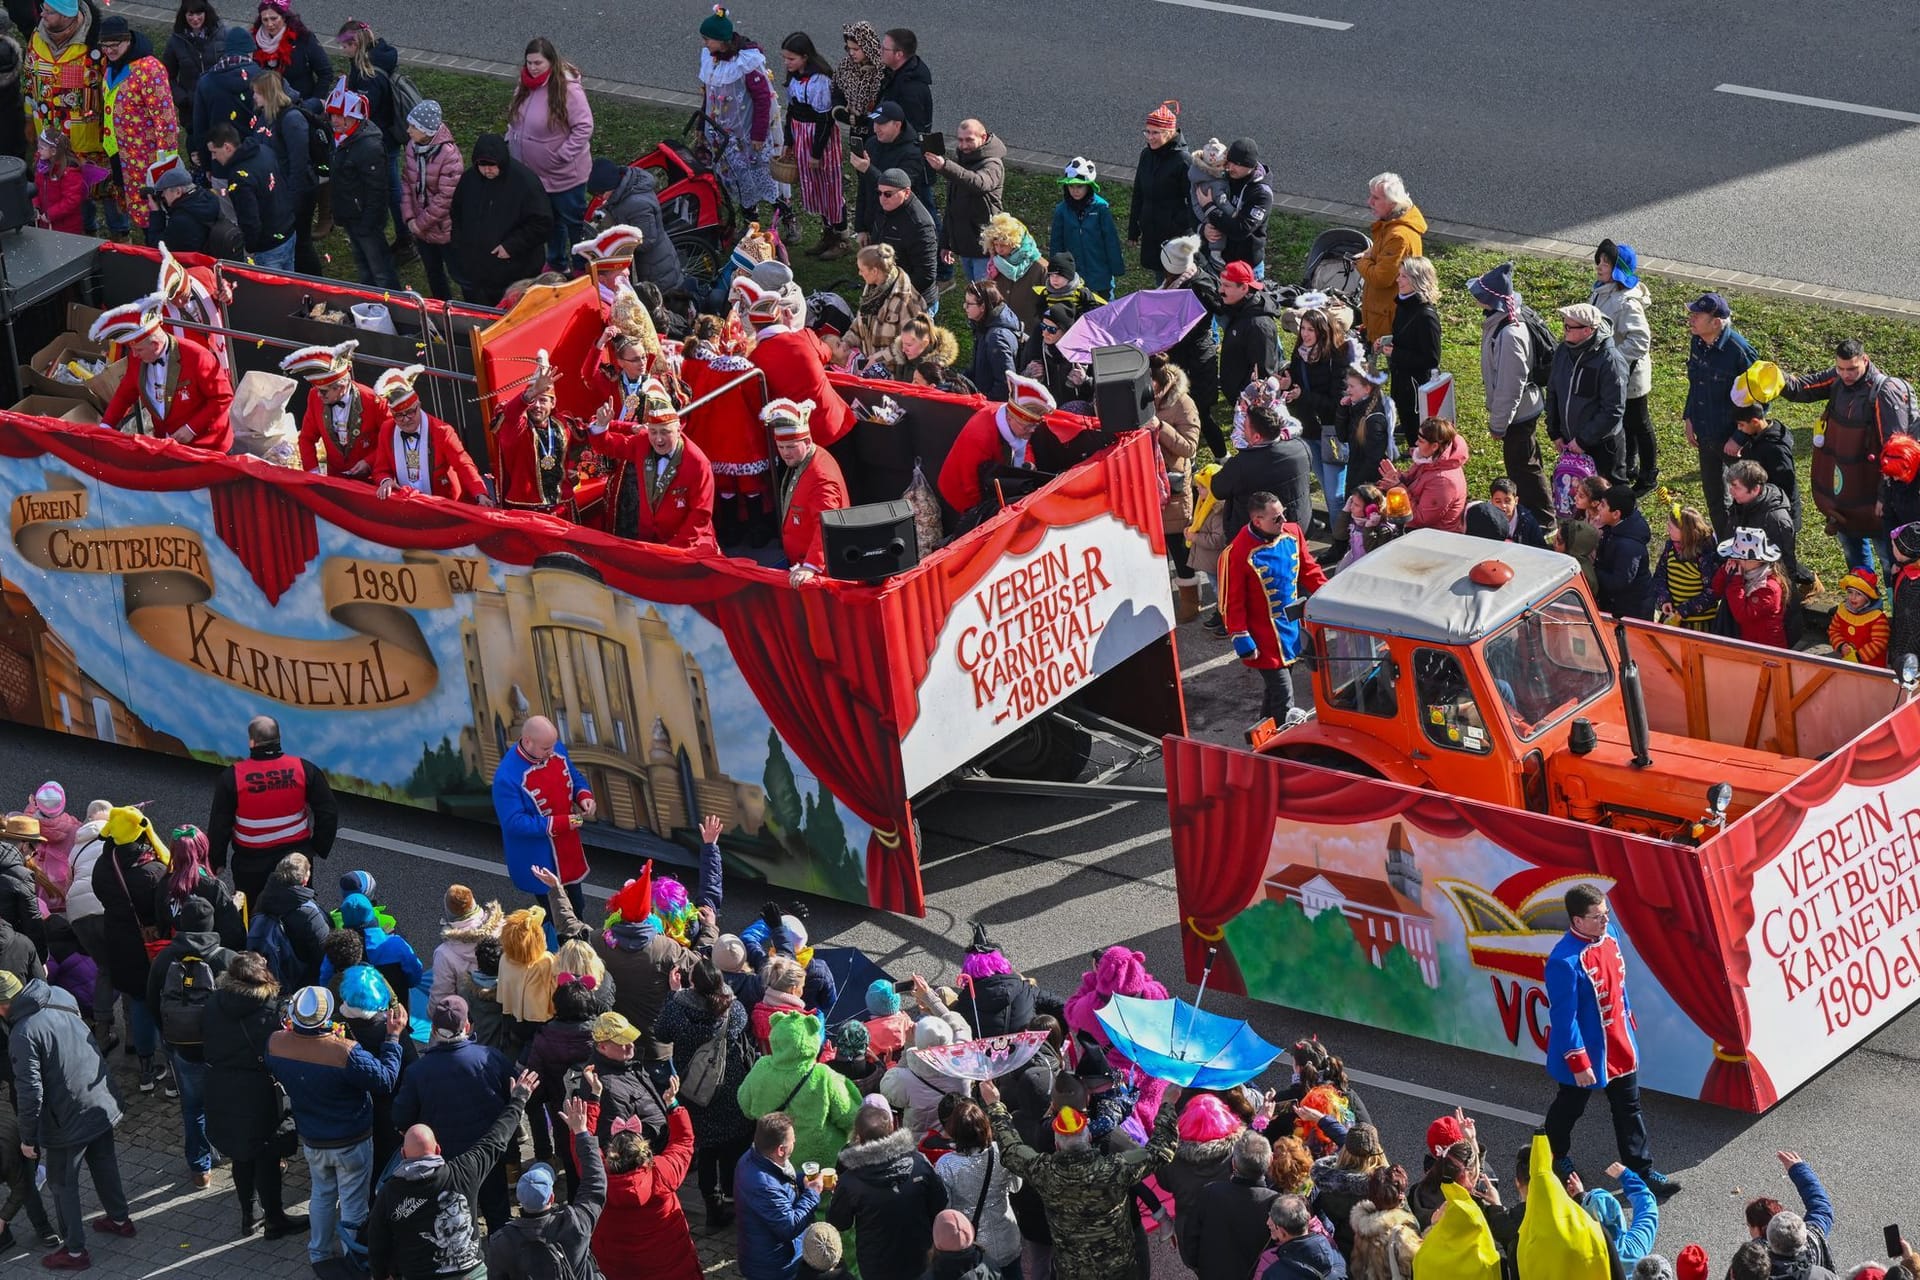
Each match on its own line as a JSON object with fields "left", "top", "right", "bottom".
{"left": 401, "top": 125, "right": 465, "bottom": 245}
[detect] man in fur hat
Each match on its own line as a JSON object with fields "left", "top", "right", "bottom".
{"left": 284, "top": 340, "right": 390, "bottom": 478}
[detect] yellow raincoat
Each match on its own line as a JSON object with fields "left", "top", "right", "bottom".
{"left": 1517, "top": 1134, "right": 1610, "bottom": 1280}
{"left": 1411, "top": 1182, "right": 1501, "bottom": 1280}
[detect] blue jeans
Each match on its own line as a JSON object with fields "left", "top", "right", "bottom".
{"left": 303, "top": 1138, "right": 375, "bottom": 1264}
{"left": 1309, "top": 437, "right": 1346, "bottom": 522}
{"left": 170, "top": 1050, "right": 211, "bottom": 1173}
{"left": 547, "top": 183, "right": 588, "bottom": 273}
{"left": 252, "top": 237, "right": 297, "bottom": 271}
{"left": 959, "top": 255, "right": 990, "bottom": 283}
{"left": 128, "top": 998, "right": 158, "bottom": 1058}
{"left": 347, "top": 228, "right": 403, "bottom": 289}
{"left": 1837, "top": 530, "right": 1893, "bottom": 582}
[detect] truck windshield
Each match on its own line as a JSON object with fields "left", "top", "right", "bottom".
{"left": 1482, "top": 589, "right": 1613, "bottom": 740}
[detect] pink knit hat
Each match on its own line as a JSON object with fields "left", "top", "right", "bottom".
{"left": 1176, "top": 1094, "right": 1243, "bottom": 1144}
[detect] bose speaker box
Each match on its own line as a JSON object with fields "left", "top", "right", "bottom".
{"left": 1091, "top": 344, "right": 1153, "bottom": 432}
{"left": 822, "top": 500, "right": 921, "bottom": 582}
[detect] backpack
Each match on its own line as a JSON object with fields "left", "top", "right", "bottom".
{"left": 388, "top": 71, "right": 425, "bottom": 132}
{"left": 282, "top": 102, "right": 332, "bottom": 176}
{"left": 1501, "top": 305, "right": 1557, "bottom": 389}
{"left": 205, "top": 191, "right": 247, "bottom": 261}
{"left": 247, "top": 911, "right": 309, "bottom": 989}
{"left": 160, "top": 953, "right": 217, "bottom": 1045}
{"left": 680, "top": 1017, "right": 732, "bottom": 1107}
{"left": 510, "top": 1226, "right": 571, "bottom": 1280}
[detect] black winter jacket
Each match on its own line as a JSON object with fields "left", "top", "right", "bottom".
{"left": 1593, "top": 508, "right": 1656, "bottom": 620}
{"left": 876, "top": 56, "right": 933, "bottom": 133}
{"left": 1212, "top": 436, "right": 1313, "bottom": 536}
{"left": 162, "top": 23, "right": 223, "bottom": 117}
{"left": 827, "top": 1127, "right": 949, "bottom": 1280}
{"left": 1547, "top": 332, "right": 1627, "bottom": 454}
{"left": 1736, "top": 419, "right": 1798, "bottom": 501}
{"left": 370, "top": 1094, "right": 528, "bottom": 1280}
{"left": 855, "top": 122, "right": 925, "bottom": 236}
{"left": 484, "top": 1129, "right": 607, "bottom": 1280}
{"left": 146, "top": 931, "right": 235, "bottom": 1061}
{"left": 210, "top": 134, "right": 293, "bottom": 250}
{"left": 873, "top": 193, "right": 938, "bottom": 294}
{"left": 452, "top": 133, "right": 554, "bottom": 304}
{"left": 148, "top": 185, "right": 225, "bottom": 256}
{"left": 941, "top": 134, "right": 1006, "bottom": 258}
{"left": 189, "top": 54, "right": 255, "bottom": 160}
{"left": 1217, "top": 288, "right": 1282, "bottom": 405}
{"left": 1129, "top": 134, "right": 1196, "bottom": 274}
{"left": 202, "top": 978, "right": 285, "bottom": 1158}
{"left": 1203, "top": 164, "right": 1271, "bottom": 267}
{"left": 332, "top": 126, "right": 390, "bottom": 235}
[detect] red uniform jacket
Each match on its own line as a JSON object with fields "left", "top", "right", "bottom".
{"left": 1220, "top": 521, "right": 1325, "bottom": 669}
{"left": 778, "top": 446, "right": 849, "bottom": 571}
{"left": 297, "top": 383, "right": 391, "bottom": 476}
{"left": 680, "top": 348, "right": 769, "bottom": 497}
{"left": 495, "top": 398, "right": 577, "bottom": 510}
{"left": 593, "top": 430, "right": 718, "bottom": 551}
{"left": 100, "top": 334, "right": 234, "bottom": 453}
{"left": 751, "top": 328, "right": 855, "bottom": 446}
{"left": 939, "top": 405, "right": 1025, "bottom": 512}
{"left": 370, "top": 415, "right": 488, "bottom": 502}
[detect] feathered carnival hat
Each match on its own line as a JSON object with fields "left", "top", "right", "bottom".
{"left": 374, "top": 364, "right": 425, "bottom": 413}
{"left": 281, "top": 340, "right": 360, "bottom": 387}
{"left": 155, "top": 242, "right": 195, "bottom": 300}
{"left": 89, "top": 295, "right": 167, "bottom": 346}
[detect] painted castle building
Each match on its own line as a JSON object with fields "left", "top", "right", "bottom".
{"left": 1264, "top": 820, "right": 1441, "bottom": 987}
{"left": 459, "top": 555, "right": 761, "bottom": 838}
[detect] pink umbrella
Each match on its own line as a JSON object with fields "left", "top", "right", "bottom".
{"left": 1056, "top": 289, "right": 1208, "bottom": 364}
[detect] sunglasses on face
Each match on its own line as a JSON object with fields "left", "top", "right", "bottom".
{"left": 1042, "top": 323, "right": 1060, "bottom": 333}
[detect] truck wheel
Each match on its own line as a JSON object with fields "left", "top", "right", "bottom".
{"left": 1276, "top": 745, "right": 1383, "bottom": 779}
{"left": 982, "top": 718, "right": 1095, "bottom": 783}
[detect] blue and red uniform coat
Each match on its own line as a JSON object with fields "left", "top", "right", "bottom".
{"left": 1219, "top": 521, "right": 1325, "bottom": 668}
{"left": 1544, "top": 925, "right": 1640, "bottom": 1087}
{"left": 491, "top": 742, "right": 594, "bottom": 893}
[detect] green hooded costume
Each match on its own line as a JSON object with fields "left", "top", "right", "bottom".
{"left": 736, "top": 1009, "right": 862, "bottom": 1173}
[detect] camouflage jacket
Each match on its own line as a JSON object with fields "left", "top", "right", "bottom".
{"left": 985, "top": 1099, "right": 1177, "bottom": 1280}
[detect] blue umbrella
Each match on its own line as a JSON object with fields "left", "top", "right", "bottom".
{"left": 1094, "top": 993, "right": 1283, "bottom": 1090}
{"left": 817, "top": 946, "right": 894, "bottom": 1026}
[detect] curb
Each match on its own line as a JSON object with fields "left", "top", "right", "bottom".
{"left": 116, "top": 2, "right": 1920, "bottom": 322}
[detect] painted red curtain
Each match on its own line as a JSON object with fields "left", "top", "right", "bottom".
{"left": 707, "top": 585, "right": 921, "bottom": 913}
{"left": 1163, "top": 737, "right": 1768, "bottom": 1108}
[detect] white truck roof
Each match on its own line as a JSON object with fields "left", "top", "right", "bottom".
{"left": 1304, "top": 528, "right": 1581, "bottom": 645}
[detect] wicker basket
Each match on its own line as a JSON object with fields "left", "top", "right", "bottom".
{"left": 769, "top": 152, "right": 800, "bottom": 185}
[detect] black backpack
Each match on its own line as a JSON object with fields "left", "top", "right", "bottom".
{"left": 1502, "top": 305, "right": 1557, "bottom": 389}
{"left": 205, "top": 191, "right": 248, "bottom": 261}
{"left": 160, "top": 952, "right": 217, "bottom": 1045}
{"left": 511, "top": 1226, "right": 571, "bottom": 1280}
{"left": 281, "top": 102, "right": 332, "bottom": 176}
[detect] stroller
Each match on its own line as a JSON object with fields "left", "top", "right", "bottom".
{"left": 1300, "top": 227, "right": 1371, "bottom": 301}
{"left": 586, "top": 110, "right": 742, "bottom": 296}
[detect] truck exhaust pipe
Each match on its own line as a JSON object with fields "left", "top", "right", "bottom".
{"left": 1615, "top": 621, "right": 1653, "bottom": 768}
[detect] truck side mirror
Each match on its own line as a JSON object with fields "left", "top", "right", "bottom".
{"left": 1901, "top": 653, "right": 1919, "bottom": 693}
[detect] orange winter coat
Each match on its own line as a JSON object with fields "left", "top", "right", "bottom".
{"left": 1358, "top": 203, "right": 1427, "bottom": 343}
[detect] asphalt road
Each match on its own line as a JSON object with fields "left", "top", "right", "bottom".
{"left": 7, "top": 602, "right": 1920, "bottom": 1272}
{"left": 277, "top": 0, "right": 1920, "bottom": 300}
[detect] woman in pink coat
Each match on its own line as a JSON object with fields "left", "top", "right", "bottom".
{"left": 505, "top": 36, "right": 595, "bottom": 274}
{"left": 1381, "top": 417, "right": 1469, "bottom": 533}
{"left": 400, "top": 99, "right": 464, "bottom": 299}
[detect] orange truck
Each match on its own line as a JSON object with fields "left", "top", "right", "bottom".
{"left": 1166, "top": 529, "right": 1920, "bottom": 1111}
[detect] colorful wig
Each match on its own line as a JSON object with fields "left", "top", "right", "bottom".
{"left": 649, "top": 876, "right": 695, "bottom": 947}
{"left": 961, "top": 950, "right": 1014, "bottom": 981}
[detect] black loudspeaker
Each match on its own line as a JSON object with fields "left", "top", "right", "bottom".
{"left": 1091, "top": 343, "right": 1153, "bottom": 431}
{"left": 822, "top": 500, "right": 921, "bottom": 582}
{"left": 0, "top": 156, "right": 33, "bottom": 233}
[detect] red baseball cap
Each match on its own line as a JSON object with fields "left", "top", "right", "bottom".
{"left": 1220, "top": 261, "right": 1261, "bottom": 288}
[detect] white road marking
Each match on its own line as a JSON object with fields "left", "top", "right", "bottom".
{"left": 337, "top": 826, "right": 613, "bottom": 901}
{"left": 1347, "top": 1066, "right": 1546, "bottom": 1126}
{"left": 1716, "top": 83, "right": 1920, "bottom": 125}
{"left": 1150, "top": 0, "right": 1352, "bottom": 31}
{"left": 1181, "top": 650, "right": 1241, "bottom": 679}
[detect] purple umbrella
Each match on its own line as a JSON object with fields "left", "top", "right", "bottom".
{"left": 1056, "top": 289, "right": 1208, "bottom": 364}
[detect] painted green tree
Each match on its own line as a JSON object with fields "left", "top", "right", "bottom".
{"left": 803, "top": 789, "right": 863, "bottom": 901}
{"left": 762, "top": 728, "right": 805, "bottom": 837}
{"left": 406, "top": 736, "right": 484, "bottom": 798}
